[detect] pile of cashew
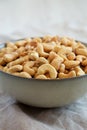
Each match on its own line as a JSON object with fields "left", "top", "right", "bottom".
{"left": 0, "top": 36, "right": 87, "bottom": 79}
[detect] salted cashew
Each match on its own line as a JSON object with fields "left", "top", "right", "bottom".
{"left": 75, "top": 48, "right": 87, "bottom": 56}
{"left": 67, "top": 52, "right": 76, "bottom": 60}
{"left": 64, "top": 60, "right": 80, "bottom": 69}
{"left": 29, "top": 51, "right": 39, "bottom": 60}
{"left": 7, "top": 65, "right": 23, "bottom": 73}
{"left": 36, "top": 43, "right": 49, "bottom": 58}
{"left": 59, "top": 70, "right": 76, "bottom": 79}
{"left": 7, "top": 55, "right": 29, "bottom": 67}
{"left": 82, "top": 59, "right": 87, "bottom": 66}
{"left": 75, "top": 66, "right": 85, "bottom": 76}
{"left": 59, "top": 64, "right": 65, "bottom": 73}
{"left": 4, "top": 52, "right": 19, "bottom": 63}
{"left": 51, "top": 56, "right": 64, "bottom": 71}
{"left": 76, "top": 55, "right": 86, "bottom": 62}
{"left": 23, "top": 61, "right": 35, "bottom": 76}
{"left": 37, "top": 64, "right": 57, "bottom": 79}
{"left": 14, "top": 72, "right": 31, "bottom": 78}
{"left": 36, "top": 75, "right": 47, "bottom": 79}
{"left": 15, "top": 40, "right": 27, "bottom": 47}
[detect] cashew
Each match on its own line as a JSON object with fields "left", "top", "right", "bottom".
{"left": 4, "top": 52, "right": 19, "bottom": 63}
{"left": 0, "top": 65, "right": 3, "bottom": 70}
{"left": 37, "top": 64, "right": 57, "bottom": 79}
{"left": 67, "top": 52, "right": 76, "bottom": 60}
{"left": 82, "top": 59, "right": 87, "bottom": 66}
{"left": 51, "top": 56, "right": 63, "bottom": 71}
{"left": 36, "top": 75, "right": 47, "bottom": 79}
{"left": 6, "top": 42, "right": 17, "bottom": 50}
{"left": 64, "top": 60, "right": 80, "bottom": 69}
{"left": 35, "top": 57, "right": 48, "bottom": 67}
{"left": 76, "top": 55, "right": 86, "bottom": 62}
{"left": 14, "top": 72, "right": 31, "bottom": 78}
{"left": 59, "top": 70, "right": 76, "bottom": 79}
{"left": 84, "top": 66, "right": 87, "bottom": 74}
{"left": 36, "top": 43, "right": 49, "bottom": 58}
{"left": 59, "top": 64, "right": 65, "bottom": 73}
{"left": 29, "top": 51, "right": 39, "bottom": 60}
{"left": 48, "top": 51, "right": 58, "bottom": 62}
{"left": 7, "top": 55, "right": 29, "bottom": 67}
{"left": 43, "top": 42, "right": 56, "bottom": 52}
{"left": 7, "top": 65, "right": 23, "bottom": 73}
{"left": 75, "top": 66, "right": 85, "bottom": 76}
{"left": 75, "top": 48, "right": 87, "bottom": 56}
{"left": 23, "top": 61, "right": 35, "bottom": 76}
{"left": 15, "top": 40, "right": 27, "bottom": 47}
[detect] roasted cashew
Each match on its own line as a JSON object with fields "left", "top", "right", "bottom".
{"left": 48, "top": 51, "right": 58, "bottom": 62}
{"left": 36, "top": 75, "right": 47, "bottom": 79}
{"left": 75, "top": 48, "right": 87, "bottom": 56}
{"left": 82, "top": 59, "right": 87, "bottom": 66}
{"left": 4, "top": 52, "right": 19, "bottom": 63}
{"left": 76, "top": 55, "right": 86, "bottom": 62}
{"left": 67, "top": 52, "right": 76, "bottom": 60}
{"left": 75, "top": 66, "right": 85, "bottom": 76}
{"left": 23, "top": 61, "right": 35, "bottom": 76}
{"left": 7, "top": 65, "right": 23, "bottom": 73}
{"left": 64, "top": 60, "right": 80, "bottom": 69}
{"left": 6, "top": 42, "right": 18, "bottom": 50}
{"left": 14, "top": 72, "right": 31, "bottom": 78}
{"left": 84, "top": 66, "right": 87, "bottom": 74}
{"left": 37, "top": 64, "right": 57, "bottom": 79}
{"left": 7, "top": 55, "right": 29, "bottom": 67}
{"left": 35, "top": 57, "right": 48, "bottom": 67}
{"left": 15, "top": 40, "right": 27, "bottom": 47}
{"left": 36, "top": 43, "right": 49, "bottom": 58}
{"left": 59, "top": 70, "right": 76, "bottom": 79}
{"left": 29, "top": 51, "right": 39, "bottom": 60}
{"left": 51, "top": 56, "right": 63, "bottom": 71}
{"left": 59, "top": 64, "right": 65, "bottom": 73}
{"left": 43, "top": 42, "right": 56, "bottom": 52}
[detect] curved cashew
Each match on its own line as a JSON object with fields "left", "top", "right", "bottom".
{"left": 29, "top": 51, "right": 39, "bottom": 60}
{"left": 59, "top": 70, "right": 76, "bottom": 79}
{"left": 64, "top": 60, "right": 80, "bottom": 69}
{"left": 36, "top": 75, "right": 47, "bottom": 79}
{"left": 0, "top": 58, "right": 6, "bottom": 65}
{"left": 7, "top": 55, "right": 29, "bottom": 67}
{"left": 6, "top": 42, "right": 17, "bottom": 50}
{"left": 4, "top": 52, "right": 19, "bottom": 63}
{"left": 23, "top": 61, "right": 35, "bottom": 76}
{"left": 76, "top": 55, "right": 86, "bottom": 62}
{"left": 43, "top": 42, "right": 56, "bottom": 52}
{"left": 37, "top": 64, "right": 57, "bottom": 79}
{"left": 35, "top": 57, "right": 48, "bottom": 67}
{"left": 51, "top": 56, "right": 63, "bottom": 71}
{"left": 14, "top": 72, "right": 31, "bottom": 78}
{"left": 75, "top": 66, "right": 85, "bottom": 76}
{"left": 75, "top": 48, "right": 87, "bottom": 56}
{"left": 48, "top": 51, "right": 58, "bottom": 62}
{"left": 15, "top": 40, "right": 27, "bottom": 47}
{"left": 59, "top": 64, "right": 65, "bottom": 73}
{"left": 67, "top": 52, "right": 76, "bottom": 60}
{"left": 82, "top": 59, "right": 87, "bottom": 66}
{"left": 36, "top": 43, "right": 49, "bottom": 58}
{"left": 7, "top": 65, "right": 23, "bottom": 73}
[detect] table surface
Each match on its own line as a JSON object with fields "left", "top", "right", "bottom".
{"left": 0, "top": 0, "right": 87, "bottom": 130}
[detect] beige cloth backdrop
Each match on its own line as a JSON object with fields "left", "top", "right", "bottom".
{"left": 0, "top": 0, "right": 87, "bottom": 130}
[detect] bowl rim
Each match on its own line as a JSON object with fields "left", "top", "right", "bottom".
{"left": 0, "top": 38, "right": 87, "bottom": 82}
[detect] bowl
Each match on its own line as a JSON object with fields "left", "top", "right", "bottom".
{"left": 0, "top": 40, "right": 87, "bottom": 108}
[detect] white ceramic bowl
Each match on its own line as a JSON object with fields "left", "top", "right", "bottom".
{"left": 0, "top": 41, "right": 87, "bottom": 108}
